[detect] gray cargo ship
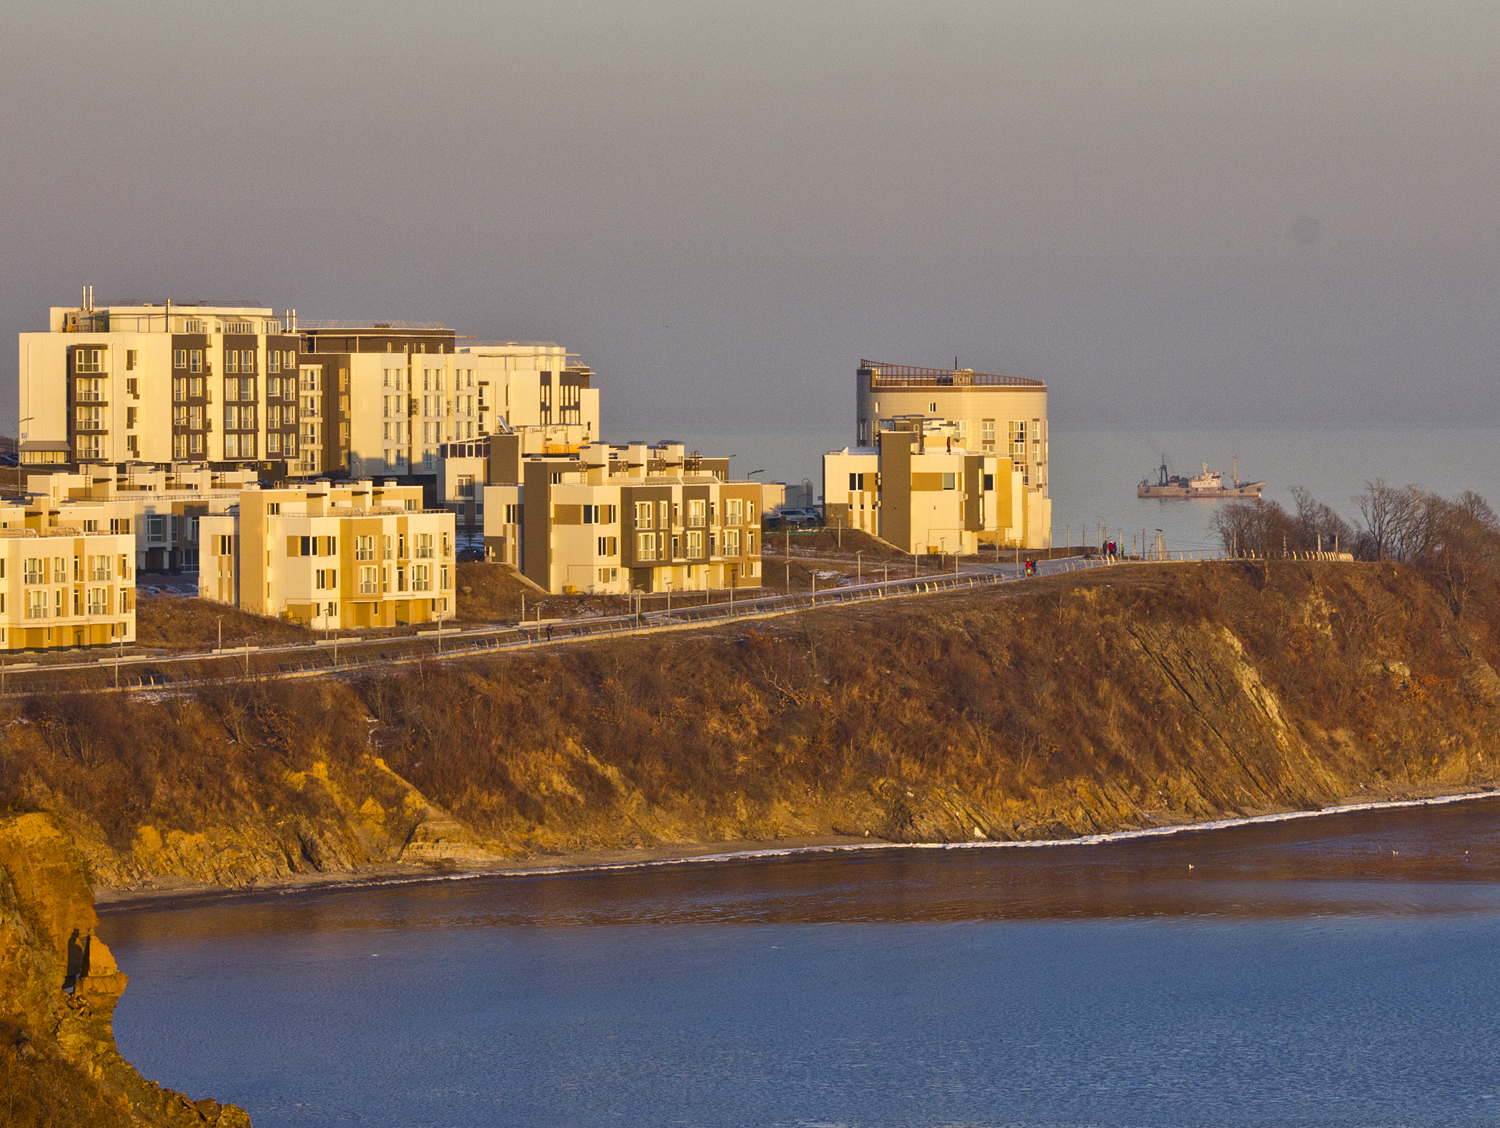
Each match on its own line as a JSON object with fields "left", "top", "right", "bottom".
{"left": 1138, "top": 456, "right": 1265, "bottom": 500}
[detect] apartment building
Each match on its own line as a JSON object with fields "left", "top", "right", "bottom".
{"left": 18, "top": 293, "right": 600, "bottom": 486}
{"left": 854, "top": 359, "right": 1051, "bottom": 547}
{"left": 0, "top": 501, "right": 135, "bottom": 650}
{"left": 483, "top": 442, "right": 765, "bottom": 594}
{"left": 18, "top": 294, "right": 301, "bottom": 469}
{"left": 297, "top": 323, "right": 599, "bottom": 478}
{"left": 824, "top": 418, "right": 1047, "bottom": 554}
{"left": 26, "top": 466, "right": 256, "bottom": 571}
{"left": 198, "top": 481, "right": 456, "bottom": 630}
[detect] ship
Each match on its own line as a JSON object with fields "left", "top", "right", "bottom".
{"left": 1138, "top": 455, "right": 1265, "bottom": 499}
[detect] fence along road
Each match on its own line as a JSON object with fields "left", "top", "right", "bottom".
{"left": 0, "top": 549, "right": 1347, "bottom": 696}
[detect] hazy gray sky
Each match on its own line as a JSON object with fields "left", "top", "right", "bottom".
{"left": 4, "top": 1, "right": 1498, "bottom": 436}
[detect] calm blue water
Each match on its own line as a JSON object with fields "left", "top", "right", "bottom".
{"left": 104, "top": 799, "right": 1500, "bottom": 1127}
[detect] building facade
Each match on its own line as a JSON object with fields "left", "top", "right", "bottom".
{"left": 0, "top": 516, "right": 136, "bottom": 651}
{"left": 851, "top": 360, "right": 1051, "bottom": 549}
{"left": 18, "top": 294, "right": 599, "bottom": 486}
{"left": 483, "top": 442, "right": 765, "bottom": 595}
{"left": 198, "top": 481, "right": 457, "bottom": 630}
{"left": 824, "top": 422, "right": 1032, "bottom": 556}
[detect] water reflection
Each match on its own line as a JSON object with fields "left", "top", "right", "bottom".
{"left": 101, "top": 796, "right": 1500, "bottom": 945}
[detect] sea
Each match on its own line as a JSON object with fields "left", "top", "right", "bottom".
{"left": 665, "top": 425, "right": 1500, "bottom": 555}
{"left": 100, "top": 424, "right": 1500, "bottom": 1126}
{"left": 104, "top": 795, "right": 1500, "bottom": 1128}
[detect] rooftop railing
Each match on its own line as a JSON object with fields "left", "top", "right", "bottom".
{"left": 860, "top": 359, "right": 1044, "bottom": 388}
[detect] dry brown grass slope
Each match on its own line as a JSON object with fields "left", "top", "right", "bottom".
{"left": 2, "top": 561, "right": 1499, "bottom": 891}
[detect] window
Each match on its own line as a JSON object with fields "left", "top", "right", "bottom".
{"left": 356, "top": 536, "right": 375, "bottom": 561}
{"left": 52, "top": 558, "right": 67, "bottom": 583}
{"left": 659, "top": 500, "right": 670, "bottom": 527}
{"left": 687, "top": 530, "right": 704, "bottom": 557}
{"left": 88, "top": 588, "right": 108, "bottom": 616}
{"left": 225, "top": 405, "right": 239, "bottom": 430}
{"left": 126, "top": 407, "right": 138, "bottom": 429}
{"left": 688, "top": 499, "right": 706, "bottom": 527}
{"left": 75, "top": 406, "right": 103, "bottom": 429}
{"left": 190, "top": 350, "right": 202, "bottom": 373}
{"left": 316, "top": 568, "right": 337, "bottom": 590}
{"left": 725, "top": 529, "right": 741, "bottom": 556}
{"left": 383, "top": 535, "right": 394, "bottom": 560}
{"left": 597, "top": 536, "right": 617, "bottom": 556}
{"left": 190, "top": 377, "right": 203, "bottom": 396}
{"left": 268, "top": 351, "right": 280, "bottom": 373}
{"left": 415, "top": 533, "right": 434, "bottom": 558}
{"left": 725, "top": 499, "right": 743, "bottom": 525}
{"left": 241, "top": 350, "right": 255, "bottom": 373}
{"left": 75, "top": 434, "right": 102, "bottom": 459}
{"left": 411, "top": 563, "right": 431, "bottom": 591}
{"left": 929, "top": 401, "right": 938, "bottom": 413}
{"left": 174, "top": 349, "right": 187, "bottom": 369}
{"left": 224, "top": 350, "right": 237, "bottom": 374}
{"left": 636, "top": 532, "right": 657, "bottom": 561}
{"left": 942, "top": 473, "right": 957, "bottom": 490}
{"left": 24, "top": 558, "right": 42, "bottom": 584}
{"left": 146, "top": 516, "right": 165, "bottom": 543}
{"left": 359, "top": 566, "right": 378, "bottom": 594}
{"left": 457, "top": 475, "right": 475, "bottom": 499}
{"left": 75, "top": 348, "right": 103, "bottom": 373}
{"left": 240, "top": 377, "right": 255, "bottom": 401}
{"left": 983, "top": 473, "right": 995, "bottom": 491}
{"left": 125, "top": 349, "right": 137, "bottom": 371}
{"left": 267, "top": 433, "right": 282, "bottom": 454}
{"left": 635, "top": 501, "right": 653, "bottom": 529}
{"left": 849, "top": 473, "right": 865, "bottom": 491}
{"left": 26, "top": 590, "right": 48, "bottom": 620}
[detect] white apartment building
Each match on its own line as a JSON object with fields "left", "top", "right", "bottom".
{"left": 297, "top": 324, "right": 599, "bottom": 479}
{"left": 198, "top": 481, "right": 456, "bottom": 630}
{"left": 18, "top": 295, "right": 600, "bottom": 487}
{"left": 18, "top": 294, "right": 301, "bottom": 469}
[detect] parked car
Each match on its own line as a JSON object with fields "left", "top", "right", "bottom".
{"left": 774, "top": 507, "right": 823, "bottom": 528}
{"left": 456, "top": 546, "right": 486, "bottom": 562}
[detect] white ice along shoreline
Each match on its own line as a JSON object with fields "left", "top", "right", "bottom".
{"left": 286, "top": 789, "right": 1500, "bottom": 897}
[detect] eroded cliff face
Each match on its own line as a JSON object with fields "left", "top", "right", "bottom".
{"left": 0, "top": 813, "right": 250, "bottom": 1126}
{"left": 3, "top": 561, "right": 1500, "bottom": 892}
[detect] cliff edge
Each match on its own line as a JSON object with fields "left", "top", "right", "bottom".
{"left": 4, "top": 561, "right": 1500, "bottom": 895}
{"left": 0, "top": 813, "right": 249, "bottom": 1126}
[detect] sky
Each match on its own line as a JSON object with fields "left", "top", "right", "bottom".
{"left": 3, "top": 1, "right": 1499, "bottom": 438}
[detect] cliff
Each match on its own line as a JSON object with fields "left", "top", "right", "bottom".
{"left": 3, "top": 561, "right": 1500, "bottom": 893}
{"left": 0, "top": 812, "right": 250, "bottom": 1126}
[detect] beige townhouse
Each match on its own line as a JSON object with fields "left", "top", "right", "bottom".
{"left": 198, "top": 481, "right": 456, "bottom": 630}
{"left": 484, "top": 442, "right": 765, "bottom": 595}
{"left": 824, "top": 418, "right": 1045, "bottom": 555}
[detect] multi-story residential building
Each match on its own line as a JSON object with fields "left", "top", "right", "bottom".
{"left": 198, "top": 481, "right": 456, "bottom": 630}
{"left": 824, "top": 417, "right": 1045, "bottom": 554}
{"left": 483, "top": 442, "right": 765, "bottom": 594}
{"left": 26, "top": 466, "right": 256, "bottom": 571}
{"left": 18, "top": 294, "right": 600, "bottom": 486}
{"left": 297, "top": 323, "right": 599, "bottom": 479}
{"left": 0, "top": 505, "right": 135, "bottom": 650}
{"left": 854, "top": 359, "right": 1051, "bottom": 547}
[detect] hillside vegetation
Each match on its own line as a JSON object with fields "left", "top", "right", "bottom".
{"left": 2, "top": 553, "right": 1499, "bottom": 892}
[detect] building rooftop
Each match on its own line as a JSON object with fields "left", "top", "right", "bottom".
{"left": 859, "top": 359, "right": 1045, "bottom": 388}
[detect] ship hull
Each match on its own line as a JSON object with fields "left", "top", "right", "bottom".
{"left": 1137, "top": 482, "right": 1266, "bottom": 500}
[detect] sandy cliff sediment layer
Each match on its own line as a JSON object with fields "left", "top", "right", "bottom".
{"left": 4, "top": 561, "right": 1500, "bottom": 893}
{"left": 0, "top": 812, "right": 249, "bottom": 1125}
